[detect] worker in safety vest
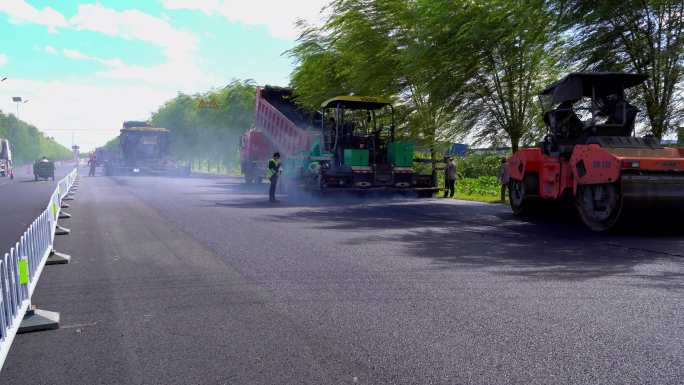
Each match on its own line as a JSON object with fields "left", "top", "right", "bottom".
{"left": 267, "top": 152, "right": 282, "bottom": 203}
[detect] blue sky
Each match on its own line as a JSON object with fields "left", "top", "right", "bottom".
{"left": 0, "top": 0, "right": 327, "bottom": 151}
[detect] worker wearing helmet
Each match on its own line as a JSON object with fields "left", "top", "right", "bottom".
{"left": 267, "top": 152, "right": 282, "bottom": 203}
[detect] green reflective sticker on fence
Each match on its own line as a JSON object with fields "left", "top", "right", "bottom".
{"left": 52, "top": 201, "right": 57, "bottom": 218}
{"left": 19, "top": 258, "right": 29, "bottom": 285}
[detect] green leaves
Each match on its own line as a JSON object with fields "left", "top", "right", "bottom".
{"left": 289, "top": 0, "right": 559, "bottom": 151}
{"left": 0, "top": 112, "right": 72, "bottom": 164}
{"left": 559, "top": 0, "right": 684, "bottom": 138}
{"left": 149, "top": 80, "right": 256, "bottom": 167}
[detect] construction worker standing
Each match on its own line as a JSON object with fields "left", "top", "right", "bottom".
{"left": 88, "top": 153, "right": 97, "bottom": 177}
{"left": 444, "top": 156, "right": 457, "bottom": 198}
{"left": 498, "top": 157, "right": 509, "bottom": 202}
{"left": 267, "top": 152, "right": 282, "bottom": 203}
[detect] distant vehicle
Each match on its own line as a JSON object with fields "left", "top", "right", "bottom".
{"left": 507, "top": 72, "right": 684, "bottom": 231}
{"left": 104, "top": 121, "right": 190, "bottom": 176}
{"left": 94, "top": 147, "right": 114, "bottom": 167}
{"left": 0, "top": 139, "right": 13, "bottom": 179}
{"left": 247, "top": 86, "right": 439, "bottom": 196}
{"left": 33, "top": 157, "right": 55, "bottom": 181}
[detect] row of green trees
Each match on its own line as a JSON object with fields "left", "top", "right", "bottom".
{"left": 289, "top": 0, "right": 684, "bottom": 151}
{"left": 0, "top": 111, "right": 72, "bottom": 164}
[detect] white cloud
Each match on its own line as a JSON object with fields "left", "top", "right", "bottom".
{"left": 0, "top": 2, "right": 300, "bottom": 152}
{"left": 66, "top": 4, "right": 211, "bottom": 88}
{"left": 61, "top": 48, "right": 125, "bottom": 68}
{"left": 163, "top": 0, "right": 221, "bottom": 15}
{"left": 0, "top": 77, "right": 177, "bottom": 152}
{"left": 0, "top": 0, "right": 68, "bottom": 31}
{"left": 70, "top": 4, "right": 197, "bottom": 61}
{"left": 0, "top": 53, "right": 7, "bottom": 67}
{"left": 1, "top": 2, "right": 208, "bottom": 86}
{"left": 162, "top": 0, "right": 329, "bottom": 39}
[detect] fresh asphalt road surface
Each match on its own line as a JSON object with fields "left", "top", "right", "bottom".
{"left": 0, "top": 163, "right": 77, "bottom": 255}
{"left": 2, "top": 174, "right": 682, "bottom": 385}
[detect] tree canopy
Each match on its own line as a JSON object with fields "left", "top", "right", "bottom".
{"left": 109, "top": 0, "right": 684, "bottom": 164}
{"left": 0, "top": 111, "right": 72, "bottom": 164}
{"left": 289, "top": 0, "right": 562, "bottom": 151}
{"left": 289, "top": 0, "right": 684, "bottom": 150}
{"left": 558, "top": 0, "right": 684, "bottom": 138}
{"left": 148, "top": 80, "right": 256, "bottom": 168}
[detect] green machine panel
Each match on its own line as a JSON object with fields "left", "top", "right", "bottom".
{"left": 344, "top": 149, "right": 369, "bottom": 166}
{"left": 388, "top": 142, "right": 414, "bottom": 167}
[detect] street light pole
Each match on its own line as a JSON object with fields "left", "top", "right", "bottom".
{"left": 11, "top": 97, "right": 28, "bottom": 118}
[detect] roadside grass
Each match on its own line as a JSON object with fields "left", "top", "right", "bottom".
{"left": 437, "top": 175, "right": 507, "bottom": 204}
{"left": 454, "top": 192, "right": 506, "bottom": 204}
{"left": 191, "top": 160, "right": 241, "bottom": 177}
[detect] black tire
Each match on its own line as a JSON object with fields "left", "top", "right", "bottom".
{"left": 575, "top": 183, "right": 623, "bottom": 232}
{"left": 509, "top": 178, "right": 528, "bottom": 215}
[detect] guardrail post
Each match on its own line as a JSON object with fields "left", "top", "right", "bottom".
{"left": 55, "top": 225, "right": 71, "bottom": 236}
{"left": 46, "top": 250, "right": 71, "bottom": 265}
{"left": 19, "top": 305, "right": 59, "bottom": 333}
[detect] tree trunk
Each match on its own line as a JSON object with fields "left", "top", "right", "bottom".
{"left": 647, "top": 111, "right": 666, "bottom": 139}
{"left": 510, "top": 133, "right": 520, "bottom": 153}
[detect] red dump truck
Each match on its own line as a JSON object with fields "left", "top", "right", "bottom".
{"left": 239, "top": 86, "right": 311, "bottom": 184}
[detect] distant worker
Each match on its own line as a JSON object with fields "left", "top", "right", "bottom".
{"left": 498, "top": 157, "right": 509, "bottom": 202}
{"left": 443, "top": 156, "right": 457, "bottom": 198}
{"left": 41, "top": 156, "right": 49, "bottom": 162}
{"left": 267, "top": 152, "right": 282, "bottom": 203}
{"left": 88, "top": 153, "right": 97, "bottom": 177}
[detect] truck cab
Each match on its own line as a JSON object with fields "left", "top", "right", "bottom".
{"left": 105, "top": 121, "right": 190, "bottom": 176}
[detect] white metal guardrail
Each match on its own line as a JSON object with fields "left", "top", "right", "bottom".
{"left": 0, "top": 167, "right": 78, "bottom": 371}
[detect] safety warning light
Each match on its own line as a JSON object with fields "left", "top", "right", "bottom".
{"left": 621, "top": 160, "right": 640, "bottom": 169}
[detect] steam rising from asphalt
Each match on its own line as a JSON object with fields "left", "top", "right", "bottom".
{"left": 236, "top": 178, "right": 429, "bottom": 206}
